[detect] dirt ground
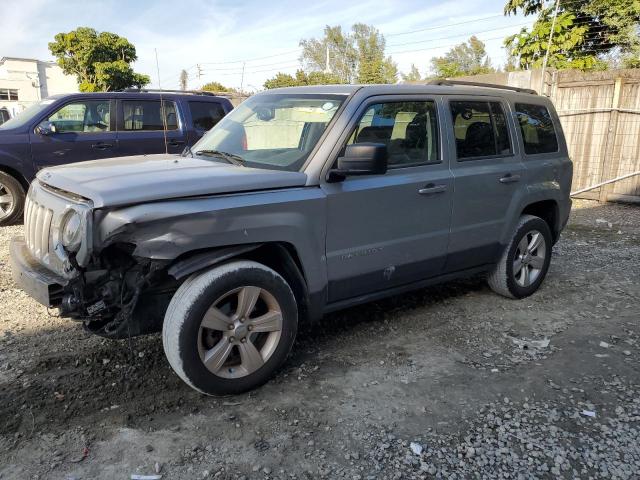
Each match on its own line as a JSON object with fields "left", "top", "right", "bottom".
{"left": 0, "top": 199, "right": 638, "bottom": 480}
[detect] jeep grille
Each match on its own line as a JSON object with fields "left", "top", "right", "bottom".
{"left": 24, "top": 195, "right": 54, "bottom": 258}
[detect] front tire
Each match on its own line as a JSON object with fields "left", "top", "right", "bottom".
{"left": 487, "top": 215, "right": 552, "bottom": 299}
{"left": 0, "top": 172, "right": 25, "bottom": 227}
{"left": 162, "top": 260, "right": 298, "bottom": 395}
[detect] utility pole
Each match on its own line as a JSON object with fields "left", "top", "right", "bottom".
{"left": 540, "top": 0, "right": 560, "bottom": 95}
{"left": 325, "top": 45, "right": 331, "bottom": 73}
{"left": 240, "top": 62, "right": 246, "bottom": 94}
{"left": 196, "top": 64, "right": 203, "bottom": 80}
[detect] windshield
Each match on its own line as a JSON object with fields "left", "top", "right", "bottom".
{"left": 191, "top": 93, "right": 346, "bottom": 171}
{"left": 0, "top": 99, "right": 56, "bottom": 130}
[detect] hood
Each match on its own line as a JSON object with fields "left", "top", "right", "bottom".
{"left": 37, "top": 154, "right": 308, "bottom": 208}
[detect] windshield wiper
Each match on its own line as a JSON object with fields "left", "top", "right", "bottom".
{"left": 194, "top": 149, "right": 244, "bottom": 166}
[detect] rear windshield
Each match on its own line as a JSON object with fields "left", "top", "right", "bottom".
{"left": 515, "top": 103, "right": 559, "bottom": 155}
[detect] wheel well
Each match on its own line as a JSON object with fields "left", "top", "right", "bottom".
{"left": 243, "top": 243, "right": 311, "bottom": 323}
{"left": 0, "top": 164, "right": 29, "bottom": 192}
{"left": 522, "top": 200, "right": 559, "bottom": 242}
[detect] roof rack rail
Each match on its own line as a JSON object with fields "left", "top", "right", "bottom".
{"left": 427, "top": 79, "right": 538, "bottom": 95}
{"left": 122, "top": 88, "right": 228, "bottom": 97}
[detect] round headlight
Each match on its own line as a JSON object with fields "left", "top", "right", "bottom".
{"left": 61, "top": 210, "right": 83, "bottom": 252}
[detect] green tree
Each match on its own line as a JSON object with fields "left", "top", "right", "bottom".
{"left": 263, "top": 69, "right": 342, "bottom": 89}
{"left": 300, "top": 23, "right": 397, "bottom": 84}
{"left": 431, "top": 36, "right": 495, "bottom": 78}
{"left": 402, "top": 64, "right": 423, "bottom": 82}
{"left": 300, "top": 26, "right": 357, "bottom": 83}
{"left": 504, "top": 0, "right": 640, "bottom": 70}
{"left": 48, "top": 27, "right": 149, "bottom": 92}
{"left": 201, "top": 81, "right": 237, "bottom": 93}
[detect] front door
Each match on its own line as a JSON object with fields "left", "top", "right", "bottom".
{"left": 444, "top": 97, "right": 525, "bottom": 272}
{"left": 116, "top": 99, "right": 187, "bottom": 156}
{"left": 29, "top": 99, "right": 117, "bottom": 169}
{"left": 322, "top": 97, "right": 452, "bottom": 303}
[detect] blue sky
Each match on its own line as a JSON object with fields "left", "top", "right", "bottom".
{"left": 1, "top": 0, "right": 533, "bottom": 91}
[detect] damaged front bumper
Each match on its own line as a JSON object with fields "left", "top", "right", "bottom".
{"left": 10, "top": 236, "right": 67, "bottom": 307}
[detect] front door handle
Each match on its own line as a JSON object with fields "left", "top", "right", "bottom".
{"left": 499, "top": 173, "right": 521, "bottom": 184}
{"left": 91, "top": 142, "right": 113, "bottom": 150}
{"left": 168, "top": 139, "right": 185, "bottom": 147}
{"left": 418, "top": 184, "right": 447, "bottom": 195}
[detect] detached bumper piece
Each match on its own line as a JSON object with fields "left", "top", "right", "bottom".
{"left": 10, "top": 237, "right": 67, "bottom": 307}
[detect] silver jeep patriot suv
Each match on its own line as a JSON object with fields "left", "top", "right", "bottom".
{"left": 11, "top": 81, "right": 572, "bottom": 395}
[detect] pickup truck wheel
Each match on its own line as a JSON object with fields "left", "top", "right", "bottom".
{"left": 162, "top": 260, "right": 298, "bottom": 395}
{"left": 0, "top": 172, "right": 25, "bottom": 226}
{"left": 487, "top": 215, "right": 552, "bottom": 299}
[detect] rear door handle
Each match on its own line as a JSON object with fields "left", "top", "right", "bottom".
{"left": 168, "top": 139, "right": 185, "bottom": 147}
{"left": 418, "top": 184, "right": 447, "bottom": 195}
{"left": 499, "top": 174, "right": 521, "bottom": 184}
{"left": 91, "top": 143, "right": 113, "bottom": 150}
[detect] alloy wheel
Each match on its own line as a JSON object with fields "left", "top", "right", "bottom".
{"left": 513, "top": 229, "right": 546, "bottom": 287}
{"left": 0, "top": 182, "right": 14, "bottom": 219}
{"left": 197, "top": 286, "right": 283, "bottom": 379}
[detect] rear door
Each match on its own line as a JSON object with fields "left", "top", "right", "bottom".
{"left": 186, "top": 100, "right": 227, "bottom": 145}
{"left": 116, "top": 98, "right": 187, "bottom": 155}
{"left": 321, "top": 95, "right": 453, "bottom": 302}
{"left": 444, "top": 96, "right": 525, "bottom": 272}
{"left": 29, "top": 98, "right": 118, "bottom": 169}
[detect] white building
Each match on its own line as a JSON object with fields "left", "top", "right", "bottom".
{"left": 0, "top": 57, "right": 78, "bottom": 116}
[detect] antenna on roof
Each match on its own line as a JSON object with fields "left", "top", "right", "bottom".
{"left": 155, "top": 48, "right": 169, "bottom": 155}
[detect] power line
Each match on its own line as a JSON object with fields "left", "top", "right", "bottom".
{"left": 387, "top": 22, "right": 532, "bottom": 48}
{"left": 385, "top": 13, "right": 506, "bottom": 37}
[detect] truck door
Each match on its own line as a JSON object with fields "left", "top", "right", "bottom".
{"left": 321, "top": 95, "right": 453, "bottom": 302}
{"left": 444, "top": 97, "right": 526, "bottom": 272}
{"left": 29, "top": 98, "right": 118, "bottom": 169}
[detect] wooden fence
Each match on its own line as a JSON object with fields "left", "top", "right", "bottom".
{"left": 550, "top": 69, "right": 640, "bottom": 202}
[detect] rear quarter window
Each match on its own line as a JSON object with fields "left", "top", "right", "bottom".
{"left": 189, "top": 101, "right": 226, "bottom": 131}
{"left": 515, "top": 103, "right": 559, "bottom": 155}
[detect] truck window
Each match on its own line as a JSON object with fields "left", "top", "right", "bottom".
{"left": 122, "top": 100, "right": 178, "bottom": 131}
{"left": 515, "top": 103, "right": 559, "bottom": 154}
{"left": 348, "top": 101, "right": 439, "bottom": 167}
{"left": 450, "top": 100, "right": 512, "bottom": 159}
{"left": 189, "top": 101, "right": 226, "bottom": 131}
{"left": 47, "top": 100, "right": 111, "bottom": 133}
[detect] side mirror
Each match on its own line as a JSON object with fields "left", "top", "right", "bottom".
{"left": 329, "top": 143, "right": 388, "bottom": 180}
{"left": 36, "top": 121, "right": 56, "bottom": 135}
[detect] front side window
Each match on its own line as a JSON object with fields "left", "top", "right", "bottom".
{"left": 192, "top": 94, "right": 346, "bottom": 171}
{"left": 122, "top": 100, "right": 178, "bottom": 131}
{"left": 348, "top": 101, "right": 439, "bottom": 167}
{"left": 189, "top": 101, "right": 226, "bottom": 131}
{"left": 48, "top": 100, "right": 111, "bottom": 133}
{"left": 515, "top": 103, "right": 559, "bottom": 154}
{"left": 450, "top": 100, "right": 512, "bottom": 159}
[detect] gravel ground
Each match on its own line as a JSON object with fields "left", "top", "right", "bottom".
{"left": 0, "top": 199, "right": 638, "bottom": 480}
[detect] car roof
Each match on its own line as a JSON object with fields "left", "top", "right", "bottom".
{"left": 260, "top": 83, "right": 543, "bottom": 102}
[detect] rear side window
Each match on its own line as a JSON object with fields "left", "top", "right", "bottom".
{"left": 189, "top": 101, "right": 226, "bottom": 131}
{"left": 450, "top": 100, "right": 512, "bottom": 159}
{"left": 348, "top": 101, "right": 439, "bottom": 167}
{"left": 515, "top": 103, "right": 559, "bottom": 154}
{"left": 122, "top": 100, "right": 178, "bottom": 131}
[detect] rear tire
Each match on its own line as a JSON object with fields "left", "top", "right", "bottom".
{"left": 0, "top": 172, "right": 25, "bottom": 227}
{"left": 488, "top": 215, "right": 552, "bottom": 299}
{"left": 162, "top": 260, "right": 298, "bottom": 395}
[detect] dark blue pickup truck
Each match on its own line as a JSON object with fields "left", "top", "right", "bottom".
{"left": 0, "top": 90, "right": 233, "bottom": 225}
